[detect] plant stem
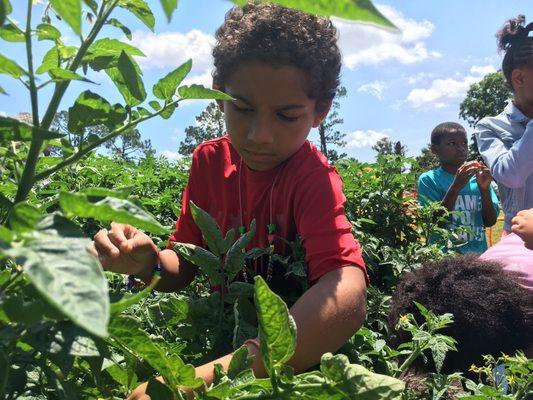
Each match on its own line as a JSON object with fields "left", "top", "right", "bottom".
{"left": 394, "top": 344, "right": 422, "bottom": 378}
{"left": 15, "top": 0, "right": 40, "bottom": 204}
{"left": 14, "top": 0, "right": 118, "bottom": 203}
{"left": 33, "top": 99, "right": 181, "bottom": 182}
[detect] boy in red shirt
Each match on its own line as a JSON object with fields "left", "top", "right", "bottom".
{"left": 91, "top": 3, "right": 367, "bottom": 396}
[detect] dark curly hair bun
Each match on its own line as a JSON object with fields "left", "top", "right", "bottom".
{"left": 212, "top": 2, "right": 341, "bottom": 110}
{"left": 389, "top": 255, "right": 533, "bottom": 374}
{"left": 497, "top": 15, "right": 533, "bottom": 89}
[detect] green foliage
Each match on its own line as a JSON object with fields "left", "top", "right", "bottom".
{"left": 459, "top": 71, "right": 512, "bottom": 160}
{"left": 459, "top": 72, "right": 511, "bottom": 128}
{"left": 179, "top": 102, "right": 226, "bottom": 156}
{"left": 230, "top": 0, "right": 397, "bottom": 29}
{"left": 318, "top": 86, "right": 347, "bottom": 162}
{"left": 0, "top": 1, "right": 529, "bottom": 399}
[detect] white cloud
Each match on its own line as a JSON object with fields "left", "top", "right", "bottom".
{"left": 404, "top": 63, "right": 500, "bottom": 109}
{"left": 358, "top": 80, "right": 387, "bottom": 99}
{"left": 469, "top": 64, "right": 497, "bottom": 76}
{"left": 405, "top": 76, "right": 479, "bottom": 109}
{"left": 345, "top": 129, "right": 389, "bottom": 148}
{"left": 0, "top": 111, "right": 6, "bottom": 117}
{"left": 405, "top": 75, "right": 481, "bottom": 109}
{"left": 130, "top": 29, "right": 215, "bottom": 73}
{"left": 405, "top": 72, "right": 435, "bottom": 85}
{"left": 335, "top": 4, "right": 440, "bottom": 69}
{"left": 182, "top": 70, "right": 214, "bottom": 88}
{"left": 160, "top": 150, "right": 182, "bottom": 161}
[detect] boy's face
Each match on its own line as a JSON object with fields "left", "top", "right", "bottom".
{"left": 219, "top": 62, "right": 330, "bottom": 171}
{"left": 431, "top": 130, "right": 468, "bottom": 167}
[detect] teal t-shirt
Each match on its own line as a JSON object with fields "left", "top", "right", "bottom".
{"left": 417, "top": 167, "right": 500, "bottom": 254}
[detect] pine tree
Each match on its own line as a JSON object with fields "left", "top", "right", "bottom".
{"left": 318, "top": 87, "right": 347, "bottom": 162}
{"left": 179, "top": 102, "right": 225, "bottom": 156}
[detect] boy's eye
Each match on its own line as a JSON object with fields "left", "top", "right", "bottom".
{"left": 277, "top": 113, "right": 300, "bottom": 122}
{"left": 232, "top": 103, "right": 253, "bottom": 113}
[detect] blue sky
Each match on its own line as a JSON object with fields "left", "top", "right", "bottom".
{"left": 1, "top": 1, "right": 527, "bottom": 162}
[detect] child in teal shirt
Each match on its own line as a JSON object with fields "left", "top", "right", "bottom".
{"left": 418, "top": 122, "right": 500, "bottom": 253}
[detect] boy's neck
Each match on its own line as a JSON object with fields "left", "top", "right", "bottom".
{"left": 440, "top": 162, "right": 459, "bottom": 175}
{"left": 513, "top": 98, "right": 533, "bottom": 119}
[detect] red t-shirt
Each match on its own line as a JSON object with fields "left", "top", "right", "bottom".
{"left": 168, "top": 136, "right": 366, "bottom": 284}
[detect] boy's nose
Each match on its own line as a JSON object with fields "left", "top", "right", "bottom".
{"left": 248, "top": 116, "right": 274, "bottom": 144}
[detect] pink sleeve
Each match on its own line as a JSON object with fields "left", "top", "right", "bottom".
{"left": 167, "top": 151, "right": 203, "bottom": 248}
{"left": 294, "top": 167, "right": 367, "bottom": 284}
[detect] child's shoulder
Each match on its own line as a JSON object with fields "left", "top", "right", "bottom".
{"left": 193, "top": 136, "right": 231, "bottom": 159}
{"left": 418, "top": 168, "right": 441, "bottom": 182}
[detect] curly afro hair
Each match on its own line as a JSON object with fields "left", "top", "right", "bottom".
{"left": 389, "top": 255, "right": 533, "bottom": 374}
{"left": 212, "top": 2, "right": 341, "bottom": 111}
{"left": 496, "top": 15, "right": 533, "bottom": 90}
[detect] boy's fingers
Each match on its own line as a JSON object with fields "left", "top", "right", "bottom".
{"left": 93, "top": 228, "right": 120, "bottom": 259}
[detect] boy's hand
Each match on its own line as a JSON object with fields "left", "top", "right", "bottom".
{"left": 476, "top": 165, "right": 493, "bottom": 191}
{"left": 451, "top": 161, "right": 480, "bottom": 190}
{"left": 90, "top": 222, "right": 159, "bottom": 277}
{"left": 512, "top": 209, "right": 533, "bottom": 250}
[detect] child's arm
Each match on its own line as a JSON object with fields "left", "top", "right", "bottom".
{"left": 91, "top": 223, "right": 197, "bottom": 292}
{"left": 476, "top": 165, "right": 498, "bottom": 227}
{"left": 512, "top": 208, "right": 533, "bottom": 250}
{"left": 127, "top": 266, "right": 367, "bottom": 398}
{"left": 476, "top": 120, "right": 533, "bottom": 189}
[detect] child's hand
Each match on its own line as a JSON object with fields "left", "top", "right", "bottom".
{"left": 512, "top": 209, "right": 533, "bottom": 250}
{"left": 451, "top": 161, "right": 479, "bottom": 190}
{"left": 89, "top": 222, "right": 159, "bottom": 276}
{"left": 475, "top": 164, "right": 493, "bottom": 191}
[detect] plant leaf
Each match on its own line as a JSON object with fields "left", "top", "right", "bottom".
{"left": 188, "top": 201, "right": 224, "bottom": 256}
{"left": 49, "top": 67, "right": 95, "bottom": 83}
{"left": 110, "top": 276, "right": 159, "bottom": 315}
{"left": 67, "top": 90, "right": 127, "bottom": 134}
{"left": 320, "top": 353, "right": 405, "bottom": 398}
{"left": 59, "top": 192, "right": 166, "bottom": 234}
{"left": 0, "top": 0, "right": 11, "bottom": 26}
{"left": 178, "top": 84, "right": 233, "bottom": 100}
{"left": 230, "top": 0, "right": 397, "bottom": 29}
{"left": 106, "top": 18, "right": 132, "bottom": 40}
{"left": 106, "top": 51, "right": 146, "bottom": 106}
{"left": 36, "top": 46, "right": 60, "bottom": 74}
{"left": 50, "top": 0, "right": 82, "bottom": 36}
{"left": 84, "top": 38, "right": 144, "bottom": 71}
{"left": 254, "top": 275, "right": 296, "bottom": 371}
{"left": 0, "top": 116, "right": 64, "bottom": 141}
{"left": 225, "top": 220, "right": 256, "bottom": 281}
{"left": 228, "top": 345, "right": 254, "bottom": 379}
{"left": 5, "top": 234, "right": 109, "bottom": 337}
{"left": 153, "top": 59, "right": 192, "bottom": 100}
{"left": 0, "top": 21, "right": 24, "bottom": 42}
{"left": 160, "top": 102, "right": 176, "bottom": 119}
{"left": 8, "top": 202, "right": 41, "bottom": 233}
{"left": 118, "top": 0, "right": 155, "bottom": 31}
{"left": 172, "top": 242, "right": 223, "bottom": 285}
{"left": 0, "top": 52, "right": 27, "bottom": 77}
{"left": 35, "top": 23, "right": 61, "bottom": 41}
{"left": 109, "top": 316, "right": 203, "bottom": 388}
{"left": 159, "top": 0, "right": 179, "bottom": 22}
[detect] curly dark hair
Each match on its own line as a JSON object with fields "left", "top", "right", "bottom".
{"left": 496, "top": 15, "right": 533, "bottom": 90}
{"left": 212, "top": 2, "right": 341, "bottom": 110}
{"left": 430, "top": 122, "right": 466, "bottom": 145}
{"left": 389, "top": 255, "right": 533, "bottom": 374}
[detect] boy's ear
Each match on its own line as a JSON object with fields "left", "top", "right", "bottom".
{"left": 312, "top": 100, "right": 333, "bottom": 128}
{"left": 212, "top": 82, "right": 225, "bottom": 113}
{"left": 430, "top": 143, "right": 438, "bottom": 155}
{"left": 511, "top": 68, "right": 525, "bottom": 90}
